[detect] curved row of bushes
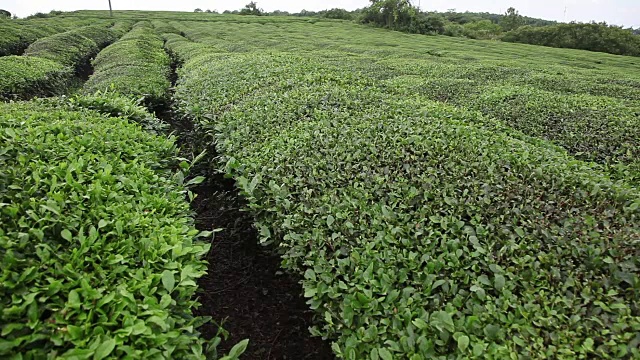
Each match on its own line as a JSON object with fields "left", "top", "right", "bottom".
{"left": 0, "top": 56, "right": 73, "bottom": 100}
{"left": 0, "top": 17, "right": 97, "bottom": 56}
{"left": 169, "top": 36, "right": 640, "bottom": 359}
{"left": 376, "top": 60, "right": 640, "bottom": 185}
{"left": 24, "top": 23, "right": 116, "bottom": 69}
{"left": 0, "top": 98, "right": 216, "bottom": 358}
{"left": 0, "top": 20, "right": 61, "bottom": 56}
{"left": 84, "top": 22, "right": 171, "bottom": 110}
{"left": 0, "top": 23, "right": 120, "bottom": 101}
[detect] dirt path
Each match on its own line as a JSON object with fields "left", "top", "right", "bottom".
{"left": 191, "top": 178, "right": 335, "bottom": 359}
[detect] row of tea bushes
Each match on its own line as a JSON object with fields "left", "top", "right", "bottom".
{"left": 0, "top": 56, "right": 73, "bottom": 100}
{"left": 376, "top": 59, "right": 640, "bottom": 185}
{"left": 0, "top": 17, "right": 99, "bottom": 56}
{"left": 23, "top": 24, "right": 117, "bottom": 69}
{"left": 171, "top": 45, "right": 640, "bottom": 359}
{"left": 0, "top": 24, "right": 119, "bottom": 101}
{"left": 0, "top": 96, "right": 246, "bottom": 359}
{"left": 84, "top": 22, "right": 171, "bottom": 110}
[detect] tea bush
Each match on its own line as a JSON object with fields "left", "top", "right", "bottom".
{"left": 0, "top": 100, "right": 214, "bottom": 358}
{"left": 0, "top": 56, "right": 73, "bottom": 100}
{"left": 84, "top": 22, "right": 171, "bottom": 110}
{"left": 24, "top": 24, "right": 116, "bottom": 69}
{"left": 172, "top": 46, "right": 640, "bottom": 359}
{"left": 0, "top": 17, "right": 99, "bottom": 56}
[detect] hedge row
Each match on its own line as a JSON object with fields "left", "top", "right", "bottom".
{"left": 162, "top": 33, "right": 216, "bottom": 64}
{"left": 84, "top": 22, "right": 171, "bottom": 110}
{"left": 171, "top": 44, "right": 640, "bottom": 359}
{"left": 110, "top": 20, "right": 136, "bottom": 38}
{"left": 0, "top": 20, "right": 61, "bottom": 56}
{"left": 0, "top": 56, "right": 73, "bottom": 100}
{"left": 24, "top": 24, "right": 116, "bottom": 69}
{"left": 377, "top": 60, "right": 640, "bottom": 184}
{"left": 0, "top": 17, "right": 98, "bottom": 56}
{"left": 0, "top": 98, "right": 220, "bottom": 358}
{"left": 151, "top": 20, "right": 182, "bottom": 36}
{"left": 0, "top": 24, "right": 118, "bottom": 101}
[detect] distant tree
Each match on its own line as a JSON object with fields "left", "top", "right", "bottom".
{"left": 239, "top": 2, "right": 262, "bottom": 16}
{"left": 633, "top": 28, "right": 640, "bottom": 35}
{"left": 194, "top": 8, "right": 203, "bottom": 13}
{"left": 205, "top": 9, "right": 211, "bottom": 13}
{"left": 464, "top": 19, "right": 503, "bottom": 39}
{"left": 408, "top": 13, "right": 446, "bottom": 34}
{"left": 503, "top": 22, "right": 640, "bottom": 56}
{"left": 294, "top": 9, "right": 317, "bottom": 17}
{"left": 443, "top": 22, "right": 465, "bottom": 37}
{"left": 0, "top": 9, "right": 11, "bottom": 18}
{"left": 269, "top": 10, "right": 291, "bottom": 16}
{"left": 501, "top": 7, "right": 524, "bottom": 31}
{"left": 26, "top": 12, "right": 49, "bottom": 19}
{"left": 322, "top": 8, "right": 353, "bottom": 20}
{"left": 361, "top": 0, "right": 415, "bottom": 29}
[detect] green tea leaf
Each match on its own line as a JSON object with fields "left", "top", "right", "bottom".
{"left": 378, "top": 348, "right": 393, "bottom": 360}
{"left": 61, "top": 229, "right": 73, "bottom": 241}
{"left": 93, "top": 338, "right": 116, "bottom": 360}
{"left": 457, "top": 334, "right": 470, "bottom": 352}
{"left": 161, "top": 270, "right": 175, "bottom": 293}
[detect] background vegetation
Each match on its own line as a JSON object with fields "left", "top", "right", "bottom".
{"left": 202, "top": 0, "right": 640, "bottom": 56}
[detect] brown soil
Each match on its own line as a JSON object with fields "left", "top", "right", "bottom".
{"left": 191, "top": 176, "right": 335, "bottom": 360}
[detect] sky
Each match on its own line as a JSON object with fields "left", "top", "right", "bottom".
{"left": 2, "top": 0, "right": 639, "bottom": 28}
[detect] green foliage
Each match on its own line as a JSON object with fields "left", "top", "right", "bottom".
{"left": 239, "top": 2, "right": 262, "bottom": 16}
{"left": 161, "top": 33, "right": 214, "bottom": 63}
{"left": 443, "top": 22, "right": 464, "bottom": 37}
{"left": 24, "top": 24, "right": 116, "bottom": 69}
{"left": 39, "top": 91, "right": 169, "bottom": 133}
{"left": 361, "top": 0, "right": 415, "bottom": 30}
{"left": 0, "top": 100, "right": 215, "bottom": 359}
{"left": 84, "top": 22, "right": 171, "bottom": 110}
{"left": 151, "top": 20, "right": 182, "bottom": 35}
{"left": 3, "top": 10, "right": 640, "bottom": 359}
{"left": 0, "top": 56, "right": 73, "bottom": 100}
{"left": 0, "top": 20, "right": 65, "bottom": 56}
{"left": 110, "top": 21, "right": 136, "bottom": 37}
{"left": 462, "top": 19, "right": 502, "bottom": 39}
{"left": 170, "top": 27, "right": 640, "bottom": 358}
{"left": 0, "top": 9, "right": 11, "bottom": 19}
{"left": 321, "top": 8, "right": 354, "bottom": 20}
{"left": 500, "top": 7, "right": 524, "bottom": 32}
{"left": 407, "top": 13, "right": 447, "bottom": 35}
{"left": 441, "top": 10, "right": 555, "bottom": 28}
{"left": 503, "top": 22, "right": 640, "bottom": 57}
{"left": 380, "top": 62, "right": 640, "bottom": 184}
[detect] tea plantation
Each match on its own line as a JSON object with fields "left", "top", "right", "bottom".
{"left": 0, "top": 10, "right": 639, "bottom": 360}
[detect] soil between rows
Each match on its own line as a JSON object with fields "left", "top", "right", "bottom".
{"left": 162, "top": 45, "right": 334, "bottom": 359}
{"left": 190, "top": 176, "right": 335, "bottom": 360}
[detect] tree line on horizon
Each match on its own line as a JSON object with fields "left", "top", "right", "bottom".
{"left": 195, "top": 1, "right": 640, "bottom": 57}
{"left": 2, "top": 1, "right": 638, "bottom": 57}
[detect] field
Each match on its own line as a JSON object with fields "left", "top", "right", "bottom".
{"left": 1, "top": 10, "right": 639, "bottom": 360}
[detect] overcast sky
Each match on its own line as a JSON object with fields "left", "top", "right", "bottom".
{"left": 3, "top": 0, "right": 639, "bottom": 28}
